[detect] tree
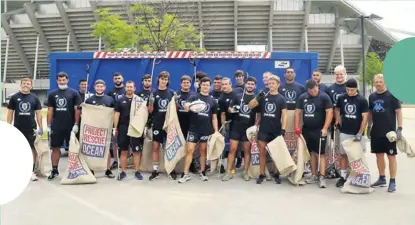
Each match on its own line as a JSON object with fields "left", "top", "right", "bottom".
{"left": 91, "top": 1, "right": 201, "bottom": 51}
{"left": 359, "top": 52, "right": 383, "bottom": 89}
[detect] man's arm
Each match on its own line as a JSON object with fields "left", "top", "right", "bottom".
{"left": 248, "top": 98, "right": 259, "bottom": 109}
{"left": 396, "top": 108, "right": 403, "bottom": 128}
{"left": 7, "top": 109, "right": 14, "bottom": 124}
{"left": 294, "top": 109, "right": 302, "bottom": 129}
{"left": 323, "top": 108, "right": 333, "bottom": 131}
{"left": 47, "top": 107, "right": 54, "bottom": 127}
{"left": 335, "top": 108, "right": 341, "bottom": 125}
{"left": 212, "top": 114, "right": 219, "bottom": 133}
{"left": 113, "top": 112, "right": 120, "bottom": 129}
{"left": 359, "top": 112, "right": 368, "bottom": 135}
{"left": 36, "top": 110, "right": 43, "bottom": 129}
{"left": 255, "top": 112, "right": 261, "bottom": 126}
{"left": 221, "top": 112, "right": 227, "bottom": 126}
{"left": 281, "top": 109, "right": 287, "bottom": 130}
{"left": 74, "top": 106, "right": 80, "bottom": 125}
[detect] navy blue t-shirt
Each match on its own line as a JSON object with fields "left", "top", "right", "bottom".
{"left": 336, "top": 94, "right": 368, "bottom": 135}
{"left": 135, "top": 89, "right": 152, "bottom": 103}
{"left": 47, "top": 88, "right": 81, "bottom": 130}
{"left": 319, "top": 83, "right": 329, "bottom": 95}
{"left": 107, "top": 86, "right": 125, "bottom": 103}
{"left": 229, "top": 93, "right": 259, "bottom": 129}
{"left": 8, "top": 92, "right": 42, "bottom": 132}
{"left": 114, "top": 95, "right": 133, "bottom": 128}
{"left": 176, "top": 90, "right": 194, "bottom": 124}
{"left": 296, "top": 92, "right": 333, "bottom": 130}
{"left": 368, "top": 90, "right": 401, "bottom": 138}
{"left": 278, "top": 82, "right": 306, "bottom": 110}
{"left": 327, "top": 83, "right": 347, "bottom": 107}
{"left": 258, "top": 93, "right": 287, "bottom": 134}
{"left": 85, "top": 95, "right": 115, "bottom": 108}
{"left": 152, "top": 89, "right": 175, "bottom": 128}
{"left": 188, "top": 93, "right": 218, "bottom": 134}
{"left": 219, "top": 91, "right": 237, "bottom": 122}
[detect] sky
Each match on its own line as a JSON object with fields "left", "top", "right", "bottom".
{"left": 349, "top": 0, "right": 415, "bottom": 40}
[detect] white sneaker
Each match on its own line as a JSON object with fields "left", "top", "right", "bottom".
{"left": 319, "top": 176, "right": 327, "bottom": 188}
{"left": 178, "top": 174, "right": 191, "bottom": 183}
{"left": 305, "top": 175, "right": 318, "bottom": 184}
{"left": 199, "top": 171, "right": 208, "bottom": 181}
{"left": 31, "top": 173, "right": 38, "bottom": 181}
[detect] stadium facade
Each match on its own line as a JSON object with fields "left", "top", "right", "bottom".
{"left": 1, "top": 0, "right": 397, "bottom": 91}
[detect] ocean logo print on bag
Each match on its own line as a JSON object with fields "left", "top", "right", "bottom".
{"left": 165, "top": 122, "right": 184, "bottom": 161}
{"left": 67, "top": 152, "right": 87, "bottom": 179}
{"left": 81, "top": 125, "right": 107, "bottom": 158}
{"left": 349, "top": 159, "right": 371, "bottom": 188}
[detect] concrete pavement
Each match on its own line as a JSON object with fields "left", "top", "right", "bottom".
{"left": 1, "top": 107, "right": 415, "bottom": 225}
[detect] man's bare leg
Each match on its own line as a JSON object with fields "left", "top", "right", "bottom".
{"left": 256, "top": 140, "right": 267, "bottom": 184}
{"left": 133, "top": 152, "right": 143, "bottom": 180}
{"left": 117, "top": 150, "right": 128, "bottom": 180}
{"left": 149, "top": 141, "right": 161, "bottom": 181}
{"left": 31, "top": 149, "right": 38, "bottom": 181}
{"left": 178, "top": 142, "right": 197, "bottom": 183}
{"left": 222, "top": 139, "right": 239, "bottom": 181}
{"left": 48, "top": 147, "right": 61, "bottom": 180}
{"left": 242, "top": 141, "right": 251, "bottom": 181}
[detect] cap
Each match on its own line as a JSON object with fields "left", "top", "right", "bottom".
{"left": 346, "top": 78, "right": 358, "bottom": 88}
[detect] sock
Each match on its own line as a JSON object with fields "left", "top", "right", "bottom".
{"left": 52, "top": 166, "right": 58, "bottom": 171}
{"left": 341, "top": 169, "right": 347, "bottom": 179}
{"left": 153, "top": 162, "right": 159, "bottom": 171}
{"left": 380, "top": 175, "right": 386, "bottom": 180}
{"left": 390, "top": 178, "right": 396, "bottom": 183}
{"left": 32, "top": 164, "right": 35, "bottom": 172}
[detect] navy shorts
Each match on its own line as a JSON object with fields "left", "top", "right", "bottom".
{"left": 50, "top": 128, "right": 71, "bottom": 149}
{"left": 152, "top": 127, "right": 166, "bottom": 144}
{"left": 186, "top": 130, "right": 210, "bottom": 143}
{"left": 229, "top": 130, "right": 248, "bottom": 142}
{"left": 302, "top": 128, "right": 326, "bottom": 155}
{"left": 117, "top": 126, "right": 143, "bottom": 152}
{"left": 257, "top": 131, "right": 280, "bottom": 143}
{"left": 371, "top": 136, "right": 397, "bottom": 155}
{"left": 20, "top": 130, "right": 36, "bottom": 149}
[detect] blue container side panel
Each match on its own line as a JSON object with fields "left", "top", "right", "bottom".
{"left": 48, "top": 52, "right": 319, "bottom": 94}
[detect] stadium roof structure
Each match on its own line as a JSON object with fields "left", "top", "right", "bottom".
{"left": 1, "top": 0, "right": 399, "bottom": 81}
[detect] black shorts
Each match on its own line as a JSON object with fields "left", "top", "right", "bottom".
{"left": 186, "top": 130, "right": 210, "bottom": 143}
{"left": 257, "top": 131, "right": 280, "bottom": 143}
{"left": 117, "top": 126, "right": 144, "bottom": 152}
{"left": 370, "top": 136, "right": 397, "bottom": 155}
{"left": 50, "top": 128, "right": 71, "bottom": 148}
{"left": 303, "top": 128, "right": 326, "bottom": 155}
{"left": 152, "top": 127, "right": 166, "bottom": 144}
{"left": 21, "top": 130, "right": 36, "bottom": 149}
{"left": 229, "top": 130, "right": 248, "bottom": 142}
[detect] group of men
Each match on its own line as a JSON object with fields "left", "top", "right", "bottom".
{"left": 6, "top": 64, "right": 403, "bottom": 192}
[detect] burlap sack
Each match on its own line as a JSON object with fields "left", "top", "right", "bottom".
{"left": 340, "top": 138, "right": 374, "bottom": 194}
{"left": 288, "top": 135, "right": 310, "bottom": 186}
{"left": 266, "top": 136, "right": 297, "bottom": 177}
{"left": 247, "top": 135, "right": 271, "bottom": 179}
{"left": 60, "top": 132, "right": 96, "bottom": 185}
{"left": 34, "top": 132, "right": 52, "bottom": 177}
{"left": 79, "top": 104, "right": 113, "bottom": 171}
{"left": 284, "top": 110, "right": 298, "bottom": 155}
{"left": 162, "top": 97, "right": 187, "bottom": 174}
{"left": 207, "top": 132, "right": 225, "bottom": 160}
{"left": 128, "top": 95, "right": 148, "bottom": 138}
{"left": 386, "top": 131, "right": 415, "bottom": 158}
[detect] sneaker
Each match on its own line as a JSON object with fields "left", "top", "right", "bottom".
{"left": 169, "top": 170, "right": 177, "bottom": 180}
{"left": 149, "top": 170, "right": 160, "bottom": 181}
{"left": 235, "top": 157, "right": 242, "bottom": 169}
{"left": 91, "top": 170, "right": 95, "bottom": 176}
{"left": 274, "top": 173, "right": 281, "bottom": 184}
{"left": 110, "top": 161, "right": 118, "bottom": 170}
{"left": 47, "top": 170, "right": 59, "bottom": 180}
{"left": 178, "top": 173, "right": 191, "bottom": 183}
{"left": 31, "top": 173, "right": 38, "bottom": 181}
{"left": 256, "top": 174, "right": 266, "bottom": 184}
{"left": 221, "top": 172, "right": 233, "bottom": 181}
{"left": 220, "top": 165, "right": 226, "bottom": 174}
{"left": 105, "top": 169, "right": 115, "bottom": 179}
{"left": 319, "top": 176, "right": 327, "bottom": 188}
{"left": 117, "top": 171, "right": 127, "bottom": 181}
{"left": 388, "top": 181, "right": 396, "bottom": 193}
{"left": 242, "top": 171, "right": 250, "bottom": 181}
{"left": 134, "top": 171, "right": 143, "bottom": 180}
{"left": 305, "top": 175, "right": 318, "bottom": 184}
{"left": 371, "top": 178, "right": 387, "bottom": 187}
{"left": 336, "top": 177, "right": 347, "bottom": 187}
{"left": 205, "top": 163, "right": 211, "bottom": 172}
{"left": 200, "top": 171, "right": 208, "bottom": 181}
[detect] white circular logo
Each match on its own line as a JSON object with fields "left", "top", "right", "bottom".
{"left": 265, "top": 102, "right": 276, "bottom": 114}
{"left": 158, "top": 99, "right": 168, "bottom": 109}
{"left": 240, "top": 104, "right": 251, "bottom": 114}
{"left": 187, "top": 133, "right": 194, "bottom": 141}
{"left": 285, "top": 90, "right": 297, "bottom": 101}
{"left": 153, "top": 130, "right": 159, "bottom": 135}
{"left": 18, "top": 102, "right": 31, "bottom": 113}
{"left": 56, "top": 97, "right": 67, "bottom": 108}
{"left": 304, "top": 103, "right": 315, "bottom": 114}
{"left": 345, "top": 103, "right": 356, "bottom": 115}
{"left": 0, "top": 121, "right": 33, "bottom": 205}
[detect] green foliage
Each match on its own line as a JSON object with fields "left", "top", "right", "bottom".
{"left": 91, "top": 4, "right": 201, "bottom": 51}
{"left": 359, "top": 52, "right": 383, "bottom": 87}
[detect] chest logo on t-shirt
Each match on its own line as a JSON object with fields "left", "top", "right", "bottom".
{"left": 304, "top": 103, "right": 315, "bottom": 117}
{"left": 373, "top": 100, "right": 385, "bottom": 113}
{"left": 56, "top": 97, "right": 68, "bottom": 111}
{"left": 114, "top": 93, "right": 124, "bottom": 101}
{"left": 197, "top": 100, "right": 210, "bottom": 117}
{"left": 239, "top": 104, "right": 251, "bottom": 119}
{"left": 284, "top": 90, "right": 297, "bottom": 103}
{"left": 158, "top": 98, "right": 168, "bottom": 112}
{"left": 333, "top": 93, "right": 341, "bottom": 103}
{"left": 18, "top": 101, "right": 31, "bottom": 115}
{"left": 344, "top": 103, "right": 357, "bottom": 119}
{"left": 264, "top": 102, "right": 276, "bottom": 117}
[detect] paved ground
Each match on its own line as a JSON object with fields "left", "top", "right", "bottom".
{"left": 2, "top": 107, "right": 415, "bottom": 225}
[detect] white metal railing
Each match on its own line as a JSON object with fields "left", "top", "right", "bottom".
{"left": 340, "top": 29, "right": 345, "bottom": 66}
{"left": 67, "top": 32, "right": 70, "bottom": 52}
{"left": 99, "top": 35, "right": 102, "bottom": 51}
{"left": 3, "top": 35, "right": 10, "bottom": 82}
{"left": 34, "top": 34, "right": 40, "bottom": 80}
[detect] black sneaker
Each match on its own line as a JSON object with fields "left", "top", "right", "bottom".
{"left": 149, "top": 170, "right": 159, "bottom": 181}
{"left": 336, "top": 177, "right": 347, "bottom": 187}
{"left": 205, "top": 163, "right": 211, "bottom": 172}
{"left": 91, "top": 170, "right": 95, "bottom": 176}
{"left": 169, "top": 170, "right": 177, "bottom": 180}
{"left": 117, "top": 171, "right": 127, "bottom": 181}
{"left": 134, "top": 171, "right": 143, "bottom": 180}
{"left": 48, "top": 170, "right": 59, "bottom": 180}
{"left": 274, "top": 173, "right": 281, "bottom": 184}
{"left": 220, "top": 165, "right": 226, "bottom": 174}
{"left": 110, "top": 161, "right": 118, "bottom": 170}
{"left": 235, "top": 157, "right": 242, "bottom": 169}
{"left": 105, "top": 169, "right": 115, "bottom": 179}
{"left": 256, "top": 174, "right": 266, "bottom": 184}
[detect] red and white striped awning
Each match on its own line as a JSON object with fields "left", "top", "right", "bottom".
{"left": 93, "top": 51, "right": 271, "bottom": 59}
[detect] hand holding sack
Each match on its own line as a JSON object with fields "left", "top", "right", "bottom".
{"left": 34, "top": 131, "right": 52, "bottom": 177}
{"left": 60, "top": 132, "right": 96, "bottom": 185}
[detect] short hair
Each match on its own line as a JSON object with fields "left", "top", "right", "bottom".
{"left": 374, "top": 74, "right": 384, "bottom": 80}
{"left": 214, "top": 75, "right": 223, "bottom": 80}
{"left": 263, "top": 71, "right": 273, "bottom": 77}
{"left": 235, "top": 70, "right": 244, "bottom": 77}
{"left": 246, "top": 76, "right": 257, "bottom": 84}
{"left": 334, "top": 65, "right": 347, "bottom": 74}
{"left": 313, "top": 69, "right": 322, "bottom": 74}
{"left": 113, "top": 72, "right": 122, "bottom": 77}
{"left": 181, "top": 75, "right": 192, "bottom": 83}
{"left": 21, "top": 77, "right": 33, "bottom": 85}
{"left": 95, "top": 79, "right": 106, "bottom": 86}
{"left": 79, "top": 78, "right": 87, "bottom": 84}
{"left": 142, "top": 74, "right": 151, "bottom": 81}
{"left": 199, "top": 77, "right": 211, "bottom": 85}
{"left": 126, "top": 80, "right": 135, "bottom": 87}
{"left": 286, "top": 67, "right": 295, "bottom": 73}
{"left": 196, "top": 71, "right": 207, "bottom": 80}
{"left": 305, "top": 79, "right": 318, "bottom": 89}
{"left": 158, "top": 71, "right": 170, "bottom": 79}
{"left": 222, "top": 77, "right": 232, "bottom": 85}
{"left": 267, "top": 75, "right": 280, "bottom": 83}
{"left": 56, "top": 72, "right": 68, "bottom": 80}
